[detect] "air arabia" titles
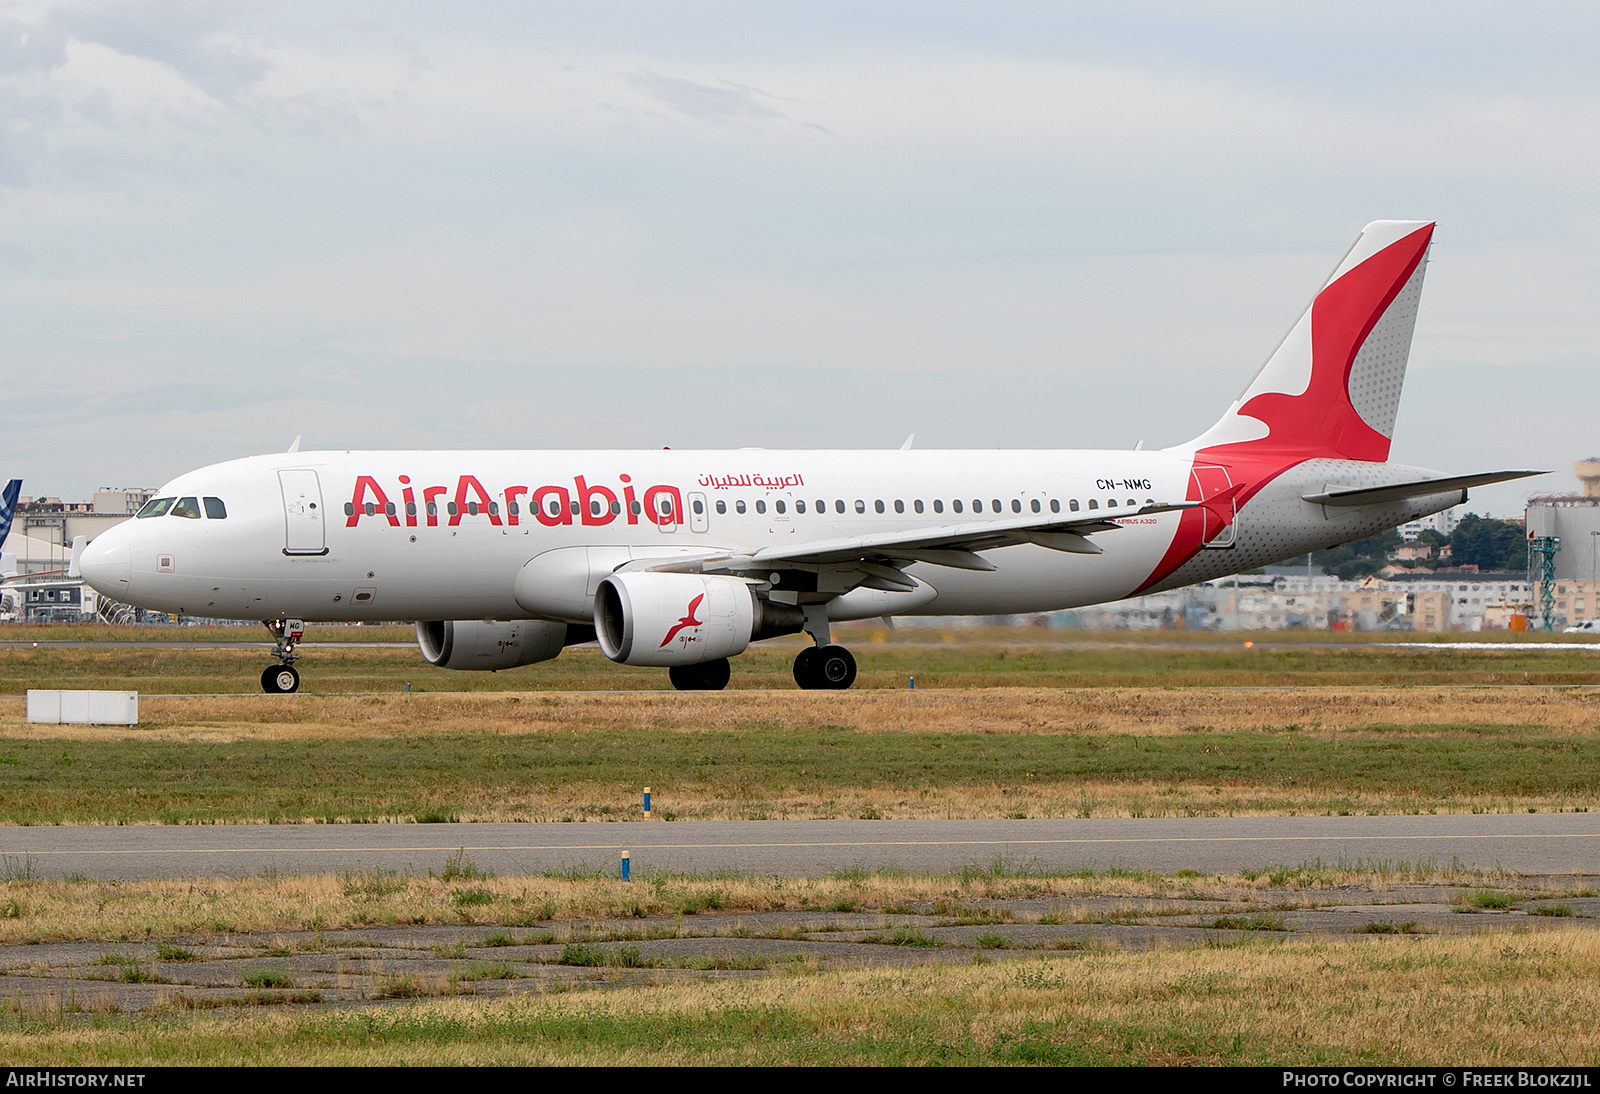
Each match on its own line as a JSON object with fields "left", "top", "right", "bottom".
{"left": 343, "top": 475, "right": 684, "bottom": 530}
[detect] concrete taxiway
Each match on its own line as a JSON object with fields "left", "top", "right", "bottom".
{"left": 2, "top": 815, "right": 1596, "bottom": 880}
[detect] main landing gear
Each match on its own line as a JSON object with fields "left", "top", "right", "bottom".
{"left": 669, "top": 658, "right": 731, "bottom": 691}
{"left": 792, "top": 644, "right": 856, "bottom": 690}
{"left": 261, "top": 618, "right": 305, "bottom": 694}
{"left": 792, "top": 604, "right": 856, "bottom": 690}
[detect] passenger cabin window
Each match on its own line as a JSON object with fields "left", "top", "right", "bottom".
{"left": 137, "top": 497, "right": 175, "bottom": 518}
{"left": 796, "top": 500, "right": 806, "bottom": 514}
{"left": 506, "top": 501, "right": 518, "bottom": 516}
{"left": 874, "top": 500, "right": 885, "bottom": 514}
{"left": 1050, "top": 499, "right": 1060, "bottom": 513}
{"left": 548, "top": 500, "right": 561, "bottom": 516}
{"left": 203, "top": 497, "right": 227, "bottom": 519}
{"left": 914, "top": 500, "right": 924, "bottom": 514}
{"left": 630, "top": 500, "right": 642, "bottom": 515}
{"left": 1030, "top": 499, "right": 1040, "bottom": 513}
{"left": 933, "top": 499, "right": 943, "bottom": 513}
{"left": 992, "top": 499, "right": 1002, "bottom": 512}
{"left": 1069, "top": 499, "right": 1079, "bottom": 511}
{"left": 894, "top": 500, "right": 905, "bottom": 513}
{"left": 1012, "top": 499, "right": 1022, "bottom": 513}
{"left": 736, "top": 500, "right": 747, "bottom": 514}
{"left": 610, "top": 500, "right": 621, "bottom": 515}
{"left": 716, "top": 500, "right": 726, "bottom": 514}
{"left": 692, "top": 498, "right": 704, "bottom": 515}
{"left": 775, "top": 500, "right": 786, "bottom": 514}
{"left": 1087, "top": 499, "right": 1098, "bottom": 510}
{"left": 855, "top": 500, "right": 866, "bottom": 514}
{"left": 1127, "top": 499, "right": 1136, "bottom": 508}
{"left": 171, "top": 497, "right": 202, "bottom": 519}
{"left": 953, "top": 500, "right": 963, "bottom": 513}
{"left": 973, "top": 499, "right": 983, "bottom": 512}
{"left": 835, "top": 500, "right": 845, "bottom": 513}
{"left": 448, "top": 502, "right": 460, "bottom": 516}
{"left": 755, "top": 500, "right": 766, "bottom": 514}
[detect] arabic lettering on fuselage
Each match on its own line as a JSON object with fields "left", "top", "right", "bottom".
{"left": 694, "top": 473, "right": 806, "bottom": 491}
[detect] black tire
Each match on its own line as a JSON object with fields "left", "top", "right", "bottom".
{"left": 793, "top": 646, "right": 821, "bottom": 690}
{"left": 261, "top": 664, "right": 300, "bottom": 694}
{"left": 815, "top": 645, "right": 856, "bottom": 689}
{"left": 669, "top": 659, "right": 731, "bottom": 691}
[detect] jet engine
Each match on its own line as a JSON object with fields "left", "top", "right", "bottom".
{"left": 415, "top": 619, "right": 573, "bottom": 671}
{"left": 594, "top": 572, "right": 762, "bottom": 666}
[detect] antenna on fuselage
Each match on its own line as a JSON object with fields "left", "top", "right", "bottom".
{"left": 900, "top": 434, "right": 914, "bottom": 450}
{"left": 287, "top": 435, "right": 302, "bottom": 453}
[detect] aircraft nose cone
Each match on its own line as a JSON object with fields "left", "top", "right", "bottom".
{"left": 79, "top": 528, "right": 132, "bottom": 597}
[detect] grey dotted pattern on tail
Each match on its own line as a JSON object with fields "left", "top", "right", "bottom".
{"left": 1345, "top": 254, "right": 1427, "bottom": 439}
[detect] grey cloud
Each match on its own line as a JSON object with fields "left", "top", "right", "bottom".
{"left": 630, "top": 71, "right": 786, "bottom": 125}
{"left": 51, "top": 0, "right": 271, "bottom": 102}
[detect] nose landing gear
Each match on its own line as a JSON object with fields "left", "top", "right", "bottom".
{"left": 261, "top": 618, "right": 304, "bottom": 694}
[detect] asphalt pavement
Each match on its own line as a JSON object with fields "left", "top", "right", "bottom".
{"left": 2, "top": 815, "right": 1596, "bottom": 880}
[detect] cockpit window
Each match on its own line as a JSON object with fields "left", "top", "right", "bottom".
{"left": 136, "top": 497, "right": 175, "bottom": 518}
{"left": 171, "top": 497, "right": 202, "bottom": 519}
{"left": 203, "top": 497, "right": 227, "bottom": 519}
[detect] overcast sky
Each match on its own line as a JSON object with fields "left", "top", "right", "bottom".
{"left": 3, "top": 1, "right": 1597, "bottom": 515}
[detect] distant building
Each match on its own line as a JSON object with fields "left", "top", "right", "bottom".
{"left": 92, "top": 488, "right": 156, "bottom": 515}
{"left": 1399, "top": 507, "right": 1460, "bottom": 541}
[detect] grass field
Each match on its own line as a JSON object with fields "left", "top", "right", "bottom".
{"left": 3, "top": 623, "right": 1600, "bottom": 694}
{"left": 0, "top": 860, "right": 1596, "bottom": 1065}
{"left": 4, "top": 625, "right": 1599, "bottom": 1064}
{"left": 1, "top": 626, "right": 1599, "bottom": 822}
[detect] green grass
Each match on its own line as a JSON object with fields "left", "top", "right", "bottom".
{"left": 241, "top": 969, "right": 294, "bottom": 989}
{"left": 0, "top": 727, "right": 1594, "bottom": 824}
{"left": 1461, "top": 890, "right": 1519, "bottom": 911}
{"left": 4, "top": 628, "right": 1600, "bottom": 693}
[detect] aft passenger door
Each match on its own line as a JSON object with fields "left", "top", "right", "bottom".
{"left": 279, "top": 469, "right": 327, "bottom": 555}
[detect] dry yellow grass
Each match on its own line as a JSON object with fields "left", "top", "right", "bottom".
{"left": 4, "top": 931, "right": 1599, "bottom": 1064}
{"left": 4, "top": 685, "right": 1599, "bottom": 743}
{"left": 0, "top": 864, "right": 1526, "bottom": 944}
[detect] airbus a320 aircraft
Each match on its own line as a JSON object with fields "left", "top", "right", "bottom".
{"left": 78, "top": 221, "right": 1539, "bottom": 693}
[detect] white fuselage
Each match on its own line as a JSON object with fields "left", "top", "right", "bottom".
{"left": 79, "top": 447, "right": 1457, "bottom": 625}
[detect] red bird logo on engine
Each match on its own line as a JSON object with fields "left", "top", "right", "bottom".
{"left": 659, "top": 594, "right": 705, "bottom": 648}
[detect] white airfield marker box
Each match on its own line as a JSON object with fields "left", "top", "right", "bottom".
{"left": 26, "top": 690, "right": 138, "bottom": 726}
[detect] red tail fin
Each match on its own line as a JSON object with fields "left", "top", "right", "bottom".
{"left": 1189, "top": 220, "right": 1434, "bottom": 464}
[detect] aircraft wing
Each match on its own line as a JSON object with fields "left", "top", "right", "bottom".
{"left": 632, "top": 500, "right": 1198, "bottom": 579}
{"left": 1301, "top": 470, "right": 1545, "bottom": 508}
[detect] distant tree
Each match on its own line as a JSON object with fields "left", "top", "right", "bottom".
{"left": 1449, "top": 514, "right": 1527, "bottom": 571}
{"left": 1312, "top": 529, "right": 1401, "bottom": 580}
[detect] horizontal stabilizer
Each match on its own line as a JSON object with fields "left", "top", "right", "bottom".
{"left": 1301, "top": 470, "right": 1546, "bottom": 508}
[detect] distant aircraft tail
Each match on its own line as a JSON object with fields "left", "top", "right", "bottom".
{"left": 0, "top": 479, "right": 19, "bottom": 546}
{"left": 1187, "top": 220, "right": 1434, "bottom": 464}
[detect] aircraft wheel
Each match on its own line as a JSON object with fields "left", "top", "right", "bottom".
{"left": 261, "top": 665, "right": 300, "bottom": 694}
{"left": 669, "top": 658, "right": 731, "bottom": 692}
{"left": 793, "top": 646, "right": 821, "bottom": 690}
{"left": 815, "top": 644, "right": 856, "bottom": 689}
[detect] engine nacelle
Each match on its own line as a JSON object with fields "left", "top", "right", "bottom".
{"left": 595, "top": 573, "right": 756, "bottom": 666}
{"left": 415, "top": 619, "right": 570, "bottom": 671}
